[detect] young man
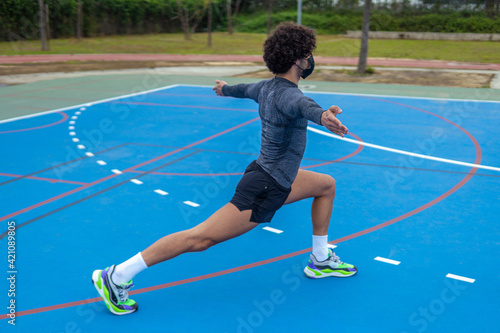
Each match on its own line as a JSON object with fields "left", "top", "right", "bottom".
{"left": 92, "top": 22, "right": 357, "bottom": 316}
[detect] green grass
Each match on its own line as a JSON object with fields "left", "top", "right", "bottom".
{"left": 1, "top": 33, "right": 499, "bottom": 63}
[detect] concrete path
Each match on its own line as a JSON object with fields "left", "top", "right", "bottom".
{"left": 1, "top": 54, "right": 500, "bottom": 71}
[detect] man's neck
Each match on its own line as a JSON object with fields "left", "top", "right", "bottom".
{"left": 276, "top": 67, "right": 301, "bottom": 85}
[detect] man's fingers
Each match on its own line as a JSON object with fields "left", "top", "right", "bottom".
{"left": 329, "top": 105, "right": 342, "bottom": 114}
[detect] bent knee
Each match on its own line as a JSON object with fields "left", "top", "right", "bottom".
{"left": 322, "top": 175, "right": 336, "bottom": 197}
{"left": 186, "top": 230, "right": 218, "bottom": 252}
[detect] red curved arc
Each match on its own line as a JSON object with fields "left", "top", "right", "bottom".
{"left": 0, "top": 99, "right": 481, "bottom": 320}
{"left": 0, "top": 112, "right": 69, "bottom": 134}
{"left": 301, "top": 132, "right": 364, "bottom": 169}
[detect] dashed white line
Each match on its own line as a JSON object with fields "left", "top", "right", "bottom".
{"left": 71, "top": 116, "right": 78, "bottom": 120}
{"left": 183, "top": 201, "right": 200, "bottom": 207}
{"left": 68, "top": 126, "right": 75, "bottom": 130}
{"left": 446, "top": 273, "right": 475, "bottom": 283}
{"left": 262, "top": 226, "right": 283, "bottom": 234}
{"left": 77, "top": 144, "right": 86, "bottom": 150}
{"left": 72, "top": 138, "right": 80, "bottom": 142}
{"left": 75, "top": 111, "right": 81, "bottom": 115}
{"left": 130, "top": 179, "right": 143, "bottom": 185}
{"left": 80, "top": 107, "right": 86, "bottom": 111}
{"left": 96, "top": 160, "right": 107, "bottom": 166}
{"left": 154, "top": 189, "right": 169, "bottom": 196}
{"left": 111, "top": 169, "right": 122, "bottom": 175}
{"left": 85, "top": 152, "right": 94, "bottom": 157}
{"left": 374, "top": 257, "right": 401, "bottom": 265}
{"left": 69, "top": 121, "right": 76, "bottom": 125}
{"left": 69, "top": 132, "right": 76, "bottom": 136}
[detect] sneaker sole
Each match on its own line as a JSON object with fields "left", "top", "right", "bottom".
{"left": 91, "top": 270, "right": 138, "bottom": 316}
{"left": 304, "top": 266, "right": 357, "bottom": 279}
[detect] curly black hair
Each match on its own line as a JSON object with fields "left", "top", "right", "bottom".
{"left": 263, "top": 22, "right": 316, "bottom": 75}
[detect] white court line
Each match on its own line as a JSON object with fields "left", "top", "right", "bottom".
{"left": 262, "top": 226, "right": 283, "bottom": 234}
{"left": 85, "top": 152, "right": 94, "bottom": 157}
{"left": 374, "top": 256, "right": 401, "bottom": 265}
{"left": 77, "top": 144, "right": 86, "bottom": 150}
{"left": 154, "top": 189, "right": 169, "bottom": 196}
{"left": 75, "top": 111, "right": 81, "bottom": 115}
{"left": 446, "top": 273, "right": 475, "bottom": 283}
{"left": 307, "top": 126, "right": 500, "bottom": 172}
{"left": 111, "top": 169, "right": 122, "bottom": 175}
{"left": 130, "top": 179, "right": 143, "bottom": 185}
{"left": 72, "top": 138, "right": 79, "bottom": 142}
{"left": 71, "top": 116, "right": 78, "bottom": 120}
{"left": 96, "top": 160, "right": 107, "bottom": 166}
{"left": 69, "top": 121, "right": 75, "bottom": 125}
{"left": 68, "top": 126, "right": 75, "bottom": 130}
{"left": 183, "top": 201, "right": 200, "bottom": 207}
{"left": 69, "top": 132, "right": 76, "bottom": 136}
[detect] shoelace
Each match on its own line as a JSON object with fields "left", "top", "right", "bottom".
{"left": 117, "top": 283, "right": 134, "bottom": 303}
{"left": 329, "top": 251, "right": 343, "bottom": 264}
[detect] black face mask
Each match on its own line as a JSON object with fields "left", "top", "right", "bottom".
{"left": 298, "top": 55, "right": 315, "bottom": 79}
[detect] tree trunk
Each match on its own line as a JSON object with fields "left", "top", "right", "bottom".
{"left": 77, "top": 0, "right": 83, "bottom": 40}
{"left": 208, "top": 0, "right": 213, "bottom": 47}
{"left": 45, "top": 4, "right": 50, "bottom": 42}
{"left": 39, "top": 0, "right": 48, "bottom": 51}
{"left": 176, "top": 0, "right": 191, "bottom": 40}
{"left": 297, "top": 0, "right": 303, "bottom": 25}
{"left": 357, "top": 0, "right": 371, "bottom": 74}
{"left": 267, "top": 0, "right": 272, "bottom": 35}
{"left": 227, "top": 0, "right": 233, "bottom": 35}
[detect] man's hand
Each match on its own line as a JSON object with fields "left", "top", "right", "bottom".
{"left": 213, "top": 80, "right": 227, "bottom": 96}
{"left": 321, "top": 105, "right": 348, "bottom": 138}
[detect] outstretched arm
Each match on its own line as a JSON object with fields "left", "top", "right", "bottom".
{"left": 320, "top": 106, "right": 348, "bottom": 138}
{"left": 213, "top": 79, "right": 267, "bottom": 102}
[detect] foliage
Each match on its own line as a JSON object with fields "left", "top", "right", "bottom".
{"left": 0, "top": 0, "right": 499, "bottom": 41}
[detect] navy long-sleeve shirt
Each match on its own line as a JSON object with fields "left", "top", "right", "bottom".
{"left": 222, "top": 77, "right": 325, "bottom": 188}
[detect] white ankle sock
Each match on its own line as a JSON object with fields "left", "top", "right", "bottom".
{"left": 312, "top": 235, "right": 329, "bottom": 262}
{"left": 112, "top": 252, "right": 148, "bottom": 286}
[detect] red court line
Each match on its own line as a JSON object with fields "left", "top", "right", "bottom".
{"left": 111, "top": 101, "right": 258, "bottom": 113}
{"left": 302, "top": 132, "right": 364, "bottom": 169}
{"left": 129, "top": 170, "right": 244, "bottom": 176}
{"left": 0, "top": 112, "right": 68, "bottom": 134}
{"left": 0, "top": 172, "right": 87, "bottom": 185}
{"left": 0, "top": 100, "right": 481, "bottom": 320}
{"left": 0, "top": 117, "right": 260, "bottom": 223}
{"left": 127, "top": 132, "right": 364, "bottom": 177}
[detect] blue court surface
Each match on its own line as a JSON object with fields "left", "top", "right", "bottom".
{"left": 1, "top": 84, "right": 499, "bottom": 332}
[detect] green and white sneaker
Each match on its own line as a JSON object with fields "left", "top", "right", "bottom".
{"left": 92, "top": 265, "right": 138, "bottom": 315}
{"left": 304, "top": 245, "right": 357, "bottom": 278}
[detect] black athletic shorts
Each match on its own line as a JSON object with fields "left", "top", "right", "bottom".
{"left": 230, "top": 160, "right": 292, "bottom": 223}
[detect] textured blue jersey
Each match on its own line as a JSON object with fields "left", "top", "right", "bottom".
{"left": 222, "top": 77, "right": 325, "bottom": 188}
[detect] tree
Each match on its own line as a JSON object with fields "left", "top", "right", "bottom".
{"left": 357, "top": 0, "right": 371, "bottom": 74}
{"left": 176, "top": 0, "right": 209, "bottom": 40}
{"left": 226, "top": 0, "right": 243, "bottom": 34}
{"left": 486, "top": 0, "right": 497, "bottom": 17}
